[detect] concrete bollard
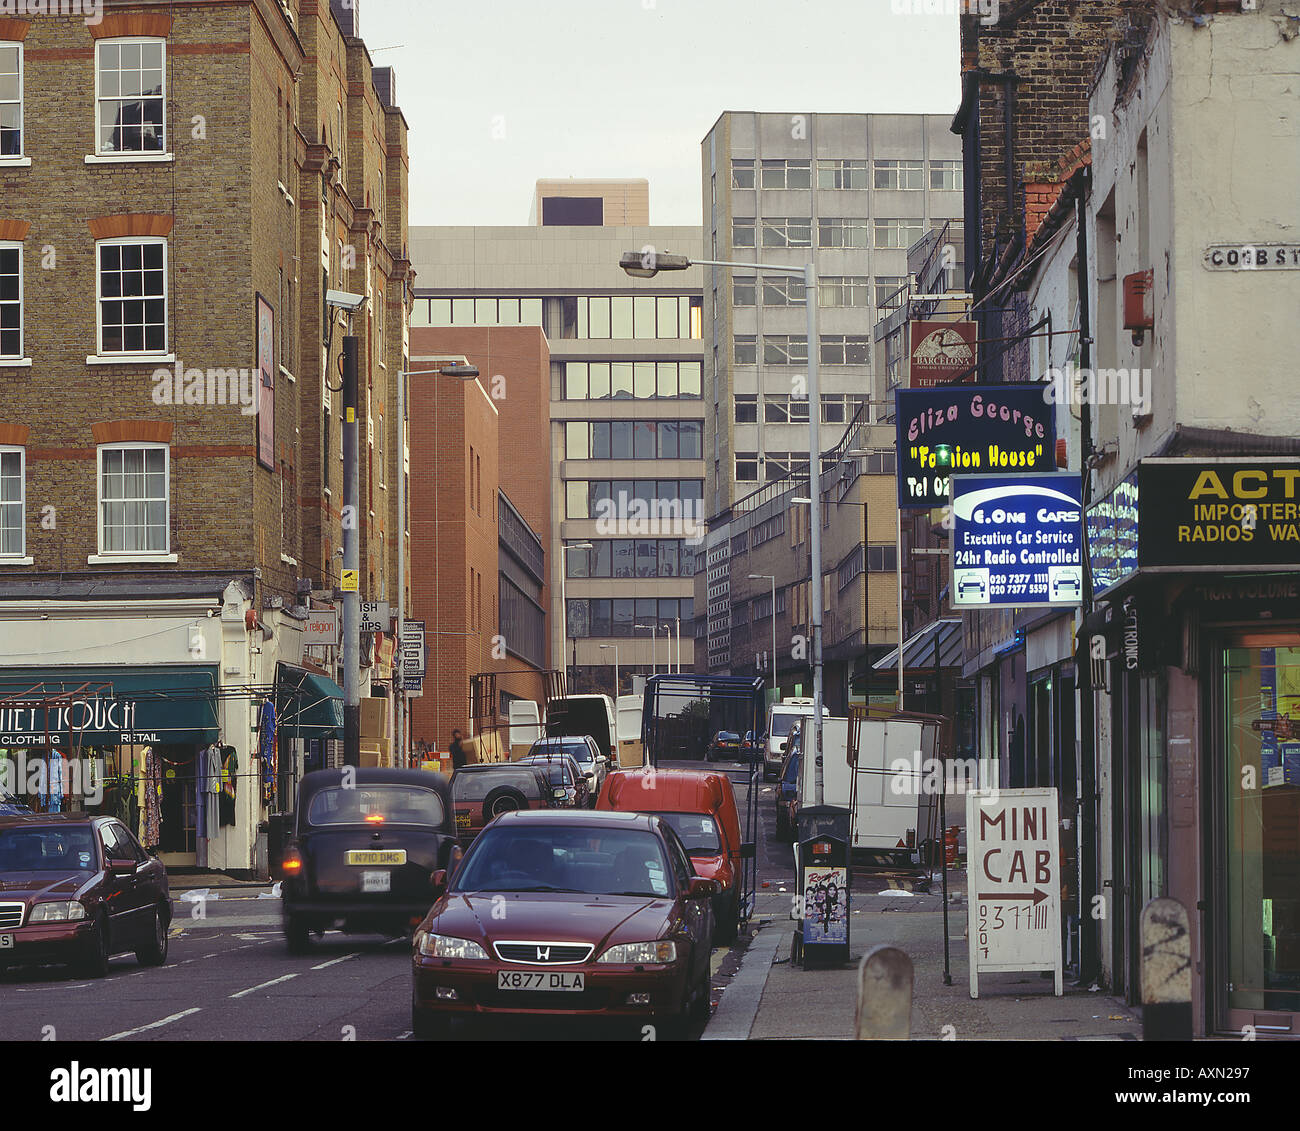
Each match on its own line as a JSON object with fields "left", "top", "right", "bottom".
{"left": 855, "top": 945, "right": 913, "bottom": 1040}
{"left": 1140, "top": 896, "right": 1193, "bottom": 1041}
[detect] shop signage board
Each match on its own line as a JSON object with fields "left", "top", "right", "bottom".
{"left": 908, "top": 320, "right": 978, "bottom": 387}
{"left": 1138, "top": 459, "right": 1300, "bottom": 570}
{"left": 966, "top": 787, "right": 1063, "bottom": 998}
{"left": 895, "top": 385, "right": 1056, "bottom": 508}
{"left": 1085, "top": 470, "right": 1139, "bottom": 596}
{"left": 360, "top": 601, "right": 389, "bottom": 633}
{"left": 399, "top": 621, "right": 426, "bottom": 695}
{"left": 303, "top": 608, "right": 339, "bottom": 646}
{"left": 950, "top": 472, "right": 1083, "bottom": 609}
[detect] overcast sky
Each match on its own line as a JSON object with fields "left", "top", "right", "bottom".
{"left": 355, "top": 0, "right": 962, "bottom": 227}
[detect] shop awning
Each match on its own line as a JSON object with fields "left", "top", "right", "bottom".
{"left": 872, "top": 619, "right": 963, "bottom": 673}
{"left": 275, "top": 664, "right": 344, "bottom": 739}
{"left": 0, "top": 666, "right": 220, "bottom": 746}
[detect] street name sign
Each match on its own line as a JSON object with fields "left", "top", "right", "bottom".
{"left": 966, "top": 787, "right": 1063, "bottom": 998}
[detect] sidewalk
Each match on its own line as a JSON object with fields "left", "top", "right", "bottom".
{"left": 707, "top": 868, "right": 1140, "bottom": 1041}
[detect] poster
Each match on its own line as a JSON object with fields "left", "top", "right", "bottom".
{"left": 802, "top": 866, "right": 848, "bottom": 945}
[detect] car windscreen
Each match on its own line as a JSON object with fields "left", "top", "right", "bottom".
{"left": 0, "top": 827, "right": 97, "bottom": 872}
{"left": 306, "top": 785, "right": 445, "bottom": 827}
{"left": 451, "top": 769, "right": 542, "bottom": 803}
{"left": 716, "top": 732, "right": 739, "bottom": 742}
{"left": 453, "top": 825, "right": 674, "bottom": 897}
{"left": 651, "top": 812, "right": 722, "bottom": 856}
{"left": 769, "top": 713, "right": 805, "bottom": 737}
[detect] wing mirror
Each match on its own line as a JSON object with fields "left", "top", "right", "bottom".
{"left": 430, "top": 869, "right": 448, "bottom": 893}
{"left": 687, "top": 876, "right": 717, "bottom": 900}
{"left": 109, "top": 859, "right": 136, "bottom": 877}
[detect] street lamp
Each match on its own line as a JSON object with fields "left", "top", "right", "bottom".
{"left": 598, "top": 644, "right": 619, "bottom": 702}
{"left": 560, "top": 542, "right": 594, "bottom": 689}
{"left": 748, "top": 574, "right": 778, "bottom": 695}
{"left": 621, "top": 248, "right": 826, "bottom": 807}
{"left": 395, "top": 361, "right": 481, "bottom": 766}
{"left": 635, "top": 622, "right": 658, "bottom": 675}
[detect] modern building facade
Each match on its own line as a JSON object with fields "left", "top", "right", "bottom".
{"left": 408, "top": 211, "right": 706, "bottom": 696}
{"left": 530, "top": 178, "right": 650, "bottom": 227}
{"left": 0, "top": 0, "right": 412, "bottom": 875}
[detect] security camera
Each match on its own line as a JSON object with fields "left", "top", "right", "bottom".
{"left": 325, "top": 289, "right": 367, "bottom": 312}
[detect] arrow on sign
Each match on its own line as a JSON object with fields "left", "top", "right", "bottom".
{"left": 977, "top": 888, "right": 1050, "bottom": 906}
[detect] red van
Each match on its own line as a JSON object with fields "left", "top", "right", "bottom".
{"left": 597, "top": 768, "right": 744, "bottom": 943}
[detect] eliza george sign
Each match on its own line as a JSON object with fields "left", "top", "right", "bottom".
{"left": 1138, "top": 460, "right": 1300, "bottom": 569}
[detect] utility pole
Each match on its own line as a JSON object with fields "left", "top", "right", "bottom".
{"left": 341, "top": 332, "right": 360, "bottom": 767}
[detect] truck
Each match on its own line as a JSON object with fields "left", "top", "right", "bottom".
{"left": 795, "top": 710, "right": 941, "bottom": 864}
{"left": 615, "top": 694, "right": 646, "bottom": 769}
{"left": 544, "top": 692, "right": 618, "bottom": 766}
{"left": 763, "top": 697, "right": 816, "bottom": 781}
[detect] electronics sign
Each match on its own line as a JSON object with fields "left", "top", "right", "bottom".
{"left": 895, "top": 385, "right": 1055, "bottom": 508}
{"left": 951, "top": 472, "right": 1083, "bottom": 609}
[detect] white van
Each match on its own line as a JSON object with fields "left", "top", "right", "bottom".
{"left": 545, "top": 693, "right": 618, "bottom": 765}
{"left": 795, "top": 713, "right": 940, "bottom": 862}
{"left": 615, "top": 694, "right": 646, "bottom": 769}
{"left": 507, "top": 700, "right": 543, "bottom": 759}
{"left": 764, "top": 697, "right": 816, "bottom": 780}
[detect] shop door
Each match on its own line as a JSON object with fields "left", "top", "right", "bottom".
{"left": 1217, "top": 637, "right": 1300, "bottom": 1036}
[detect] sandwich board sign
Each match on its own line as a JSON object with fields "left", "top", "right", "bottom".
{"left": 966, "top": 787, "right": 1063, "bottom": 998}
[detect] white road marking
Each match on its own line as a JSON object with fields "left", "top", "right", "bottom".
{"left": 311, "top": 952, "right": 359, "bottom": 971}
{"left": 229, "top": 973, "right": 299, "bottom": 999}
{"left": 103, "top": 1007, "right": 202, "bottom": 1042}
{"left": 397, "top": 1030, "right": 413, "bottom": 1040}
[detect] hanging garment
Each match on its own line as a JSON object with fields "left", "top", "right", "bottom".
{"left": 201, "top": 743, "right": 221, "bottom": 840}
{"left": 218, "top": 746, "right": 238, "bottom": 828}
{"left": 141, "top": 746, "right": 162, "bottom": 847}
{"left": 259, "top": 701, "right": 277, "bottom": 805}
{"left": 48, "top": 750, "right": 64, "bottom": 813}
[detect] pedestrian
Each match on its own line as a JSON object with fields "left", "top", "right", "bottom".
{"left": 449, "top": 728, "right": 466, "bottom": 770}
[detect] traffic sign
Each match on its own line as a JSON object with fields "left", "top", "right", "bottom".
{"left": 360, "top": 600, "right": 389, "bottom": 633}
{"left": 340, "top": 569, "right": 359, "bottom": 592}
{"left": 966, "top": 788, "right": 1062, "bottom": 997}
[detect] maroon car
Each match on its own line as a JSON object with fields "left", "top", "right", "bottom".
{"left": 411, "top": 809, "right": 716, "bottom": 1040}
{"left": 0, "top": 813, "right": 171, "bottom": 978}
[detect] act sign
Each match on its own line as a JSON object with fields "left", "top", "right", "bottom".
{"left": 966, "top": 788, "right": 1062, "bottom": 998}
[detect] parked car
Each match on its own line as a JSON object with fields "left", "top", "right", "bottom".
{"left": 764, "top": 698, "right": 815, "bottom": 781}
{"left": 0, "top": 813, "right": 170, "bottom": 977}
{"left": 774, "top": 734, "right": 802, "bottom": 843}
{"left": 411, "top": 809, "right": 716, "bottom": 1040}
{"left": 525, "top": 736, "right": 606, "bottom": 804}
{"left": 450, "top": 763, "right": 566, "bottom": 843}
{"left": 741, "top": 731, "right": 763, "bottom": 763}
{"left": 706, "top": 731, "right": 741, "bottom": 762}
{"left": 0, "top": 789, "right": 30, "bottom": 815}
{"left": 598, "top": 768, "right": 747, "bottom": 944}
{"left": 515, "top": 750, "right": 590, "bottom": 809}
{"left": 278, "top": 768, "right": 460, "bottom": 953}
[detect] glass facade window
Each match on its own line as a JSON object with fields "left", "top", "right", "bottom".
{"left": 731, "top": 160, "right": 755, "bottom": 189}
{"left": 874, "top": 160, "right": 924, "bottom": 190}
{"left": 816, "top": 159, "right": 869, "bottom": 189}
{"left": 762, "top": 276, "right": 806, "bottom": 306}
{"left": 566, "top": 598, "right": 694, "bottom": 638}
{"left": 96, "top": 38, "right": 165, "bottom": 155}
{"left": 875, "top": 276, "right": 908, "bottom": 310}
{"left": 735, "top": 394, "right": 758, "bottom": 423}
{"left": 733, "top": 218, "right": 755, "bottom": 248}
{"left": 875, "top": 219, "right": 924, "bottom": 250}
{"left": 817, "top": 218, "right": 870, "bottom": 249}
{"left": 930, "top": 160, "right": 963, "bottom": 191}
{"left": 734, "top": 335, "right": 757, "bottom": 366}
{"left": 561, "top": 361, "right": 702, "bottom": 400}
{"left": 762, "top": 334, "right": 807, "bottom": 365}
{"left": 733, "top": 275, "right": 755, "bottom": 306}
{"left": 761, "top": 218, "right": 811, "bottom": 248}
{"left": 820, "top": 335, "right": 871, "bottom": 365}
{"left": 818, "top": 276, "right": 870, "bottom": 307}
{"left": 565, "top": 480, "right": 704, "bottom": 519}
{"left": 760, "top": 160, "right": 810, "bottom": 190}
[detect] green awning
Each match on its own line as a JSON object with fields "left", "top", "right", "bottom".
{"left": 275, "top": 665, "right": 344, "bottom": 738}
{"left": 0, "top": 666, "right": 220, "bottom": 745}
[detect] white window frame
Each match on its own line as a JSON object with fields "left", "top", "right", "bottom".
{"left": 874, "top": 219, "right": 924, "bottom": 250}
{"left": 0, "top": 42, "right": 28, "bottom": 166}
{"left": 0, "top": 240, "right": 26, "bottom": 363}
{"left": 874, "top": 160, "right": 924, "bottom": 191}
{"left": 90, "top": 37, "right": 171, "bottom": 163}
{"left": 93, "top": 235, "right": 169, "bottom": 360}
{"left": 930, "top": 160, "right": 964, "bottom": 191}
{"left": 0, "top": 445, "right": 27, "bottom": 561}
{"left": 92, "top": 441, "right": 174, "bottom": 562}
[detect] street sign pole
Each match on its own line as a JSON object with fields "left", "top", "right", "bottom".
{"left": 342, "top": 334, "right": 360, "bottom": 767}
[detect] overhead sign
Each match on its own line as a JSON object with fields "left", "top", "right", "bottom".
{"left": 303, "top": 608, "right": 339, "bottom": 646}
{"left": 1086, "top": 470, "right": 1139, "bottom": 596}
{"left": 966, "top": 787, "right": 1063, "bottom": 998}
{"left": 908, "top": 320, "right": 977, "bottom": 387}
{"left": 1138, "top": 459, "right": 1300, "bottom": 570}
{"left": 895, "top": 385, "right": 1055, "bottom": 508}
{"left": 360, "top": 601, "right": 390, "bottom": 633}
{"left": 950, "top": 472, "right": 1083, "bottom": 608}
{"left": 400, "top": 621, "right": 426, "bottom": 678}
{"left": 1203, "top": 243, "right": 1300, "bottom": 271}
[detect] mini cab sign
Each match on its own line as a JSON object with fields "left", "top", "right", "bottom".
{"left": 966, "top": 788, "right": 1063, "bottom": 998}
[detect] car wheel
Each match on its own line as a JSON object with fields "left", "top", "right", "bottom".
{"left": 135, "top": 904, "right": 169, "bottom": 967}
{"left": 285, "top": 913, "right": 311, "bottom": 955}
{"left": 79, "top": 912, "right": 111, "bottom": 979}
{"left": 482, "top": 786, "right": 528, "bottom": 822}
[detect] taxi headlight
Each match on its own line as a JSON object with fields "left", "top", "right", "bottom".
{"left": 29, "top": 901, "right": 88, "bottom": 923}
{"left": 597, "top": 940, "right": 677, "bottom": 965}
{"left": 417, "top": 932, "right": 488, "bottom": 960}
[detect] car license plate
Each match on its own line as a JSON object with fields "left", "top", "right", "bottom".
{"left": 455, "top": 811, "right": 470, "bottom": 830}
{"left": 346, "top": 850, "right": 406, "bottom": 866}
{"left": 0, "top": 934, "right": 12, "bottom": 949}
{"left": 361, "top": 871, "right": 391, "bottom": 893}
{"left": 497, "top": 970, "right": 584, "bottom": 992}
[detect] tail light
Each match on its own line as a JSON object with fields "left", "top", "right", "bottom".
{"left": 364, "top": 812, "right": 385, "bottom": 825}
{"left": 281, "top": 844, "right": 303, "bottom": 876}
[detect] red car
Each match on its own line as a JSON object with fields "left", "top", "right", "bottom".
{"left": 411, "top": 809, "right": 716, "bottom": 1039}
{"left": 0, "top": 813, "right": 171, "bottom": 978}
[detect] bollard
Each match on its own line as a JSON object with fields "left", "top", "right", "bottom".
{"left": 1140, "top": 896, "right": 1192, "bottom": 1041}
{"left": 855, "top": 945, "right": 913, "bottom": 1040}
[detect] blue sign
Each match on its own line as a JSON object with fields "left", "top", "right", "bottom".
{"left": 895, "top": 385, "right": 1056, "bottom": 509}
{"left": 1086, "top": 470, "right": 1139, "bottom": 596}
{"left": 950, "top": 473, "right": 1083, "bottom": 609}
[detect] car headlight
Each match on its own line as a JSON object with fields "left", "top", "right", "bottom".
{"left": 416, "top": 931, "right": 489, "bottom": 960}
{"left": 29, "top": 901, "right": 87, "bottom": 923}
{"left": 597, "top": 940, "right": 677, "bottom": 965}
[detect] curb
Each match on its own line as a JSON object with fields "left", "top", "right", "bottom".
{"left": 701, "top": 924, "right": 784, "bottom": 1040}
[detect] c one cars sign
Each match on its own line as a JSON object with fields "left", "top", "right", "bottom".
{"left": 950, "top": 472, "right": 1083, "bottom": 608}
{"left": 895, "top": 385, "right": 1055, "bottom": 508}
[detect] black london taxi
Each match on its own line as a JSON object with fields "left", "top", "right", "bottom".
{"left": 278, "top": 768, "right": 460, "bottom": 953}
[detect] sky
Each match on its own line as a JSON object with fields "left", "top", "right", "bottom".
{"left": 354, "top": 0, "right": 963, "bottom": 227}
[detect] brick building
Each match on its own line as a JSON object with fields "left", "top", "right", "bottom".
{"left": 0, "top": 0, "right": 412, "bottom": 875}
